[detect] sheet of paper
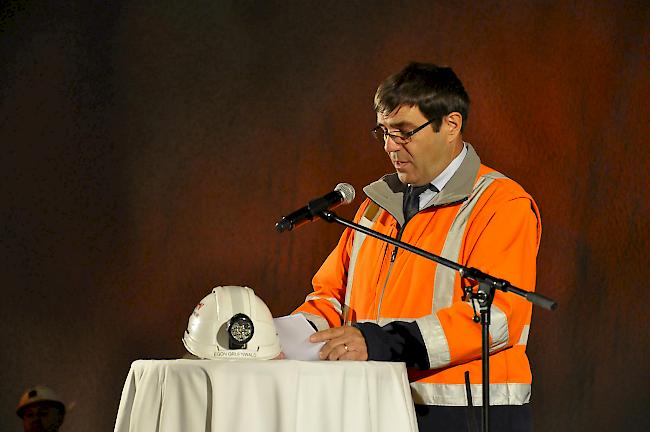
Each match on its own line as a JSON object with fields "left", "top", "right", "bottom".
{"left": 273, "top": 314, "right": 324, "bottom": 361}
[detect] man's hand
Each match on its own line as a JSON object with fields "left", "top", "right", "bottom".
{"left": 310, "top": 326, "right": 368, "bottom": 361}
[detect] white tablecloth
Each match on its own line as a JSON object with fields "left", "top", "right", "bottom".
{"left": 114, "top": 359, "right": 418, "bottom": 432}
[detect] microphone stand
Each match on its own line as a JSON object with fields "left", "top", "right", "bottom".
{"left": 318, "top": 209, "right": 557, "bottom": 432}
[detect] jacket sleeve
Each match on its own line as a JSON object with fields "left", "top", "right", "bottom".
{"left": 292, "top": 201, "right": 371, "bottom": 330}
{"left": 354, "top": 320, "right": 430, "bottom": 369}
{"left": 414, "top": 195, "right": 541, "bottom": 369}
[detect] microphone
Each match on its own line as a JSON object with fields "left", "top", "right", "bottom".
{"left": 276, "top": 183, "right": 355, "bottom": 232}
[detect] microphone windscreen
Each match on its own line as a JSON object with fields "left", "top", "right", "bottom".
{"left": 334, "top": 183, "right": 355, "bottom": 204}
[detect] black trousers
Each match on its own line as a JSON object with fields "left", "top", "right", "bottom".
{"left": 415, "top": 404, "right": 532, "bottom": 432}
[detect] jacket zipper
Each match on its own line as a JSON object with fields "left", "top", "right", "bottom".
{"left": 375, "top": 223, "right": 405, "bottom": 323}
{"left": 372, "top": 196, "right": 468, "bottom": 324}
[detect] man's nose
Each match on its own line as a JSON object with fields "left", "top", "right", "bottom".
{"left": 384, "top": 136, "right": 402, "bottom": 152}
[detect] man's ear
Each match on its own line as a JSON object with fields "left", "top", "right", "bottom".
{"left": 445, "top": 112, "right": 463, "bottom": 139}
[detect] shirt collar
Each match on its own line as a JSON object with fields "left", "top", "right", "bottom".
{"left": 363, "top": 142, "right": 480, "bottom": 226}
{"left": 430, "top": 142, "right": 468, "bottom": 192}
{"left": 408, "top": 142, "right": 468, "bottom": 192}
{"left": 412, "top": 142, "right": 468, "bottom": 211}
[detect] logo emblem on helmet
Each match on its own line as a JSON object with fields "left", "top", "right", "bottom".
{"left": 228, "top": 313, "right": 254, "bottom": 348}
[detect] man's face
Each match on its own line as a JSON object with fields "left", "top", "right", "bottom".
{"left": 22, "top": 402, "right": 63, "bottom": 432}
{"left": 377, "top": 105, "right": 456, "bottom": 186}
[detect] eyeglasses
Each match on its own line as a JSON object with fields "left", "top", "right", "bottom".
{"left": 371, "top": 118, "right": 436, "bottom": 145}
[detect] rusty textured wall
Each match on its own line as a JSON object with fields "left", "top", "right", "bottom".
{"left": 1, "top": 1, "right": 648, "bottom": 430}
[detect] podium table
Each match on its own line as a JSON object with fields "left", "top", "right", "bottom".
{"left": 114, "top": 359, "right": 418, "bottom": 432}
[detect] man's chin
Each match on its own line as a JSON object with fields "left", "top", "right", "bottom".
{"left": 396, "top": 172, "right": 415, "bottom": 185}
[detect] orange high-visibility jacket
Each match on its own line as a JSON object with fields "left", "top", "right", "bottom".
{"left": 295, "top": 144, "right": 541, "bottom": 406}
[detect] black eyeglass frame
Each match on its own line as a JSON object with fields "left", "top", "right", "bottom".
{"left": 371, "top": 117, "right": 437, "bottom": 145}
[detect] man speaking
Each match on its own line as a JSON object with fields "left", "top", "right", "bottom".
{"left": 294, "top": 63, "right": 541, "bottom": 432}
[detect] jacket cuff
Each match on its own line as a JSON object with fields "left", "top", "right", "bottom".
{"left": 354, "top": 321, "right": 430, "bottom": 369}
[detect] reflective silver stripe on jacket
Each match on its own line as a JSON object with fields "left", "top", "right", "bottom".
{"left": 416, "top": 313, "right": 453, "bottom": 369}
{"left": 489, "top": 304, "right": 510, "bottom": 352}
{"left": 410, "top": 382, "right": 531, "bottom": 406}
{"left": 305, "top": 294, "right": 342, "bottom": 315}
{"left": 517, "top": 325, "right": 530, "bottom": 346}
{"left": 418, "top": 172, "right": 507, "bottom": 364}
{"left": 343, "top": 211, "right": 378, "bottom": 325}
{"left": 432, "top": 172, "right": 507, "bottom": 311}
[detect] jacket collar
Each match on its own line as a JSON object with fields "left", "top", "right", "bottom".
{"left": 362, "top": 143, "right": 481, "bottom": 226}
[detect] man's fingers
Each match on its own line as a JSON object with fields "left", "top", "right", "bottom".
{"left": 310, "top": 327, "right": 344, "bottom": 343}
{"left": 328, "top": 343, "right": 368, "bottom": 361}
{"left": 321, "top": 341, "right": 349, "bottom": 361}
{"left": 318, "top": 338, "right": 345, "bottom": 360}
{"left": 311, "top": 326, "right": 369, "bottom": 361}
{"left": 339, "top": 339, "right": 369, "bottom": 361}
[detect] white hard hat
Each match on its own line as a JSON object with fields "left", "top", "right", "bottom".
{"left": 182, "top": 285, "right": 281, "bottom": 360}
{"left": 16, "top": 385, "right": 65, "bottom": 418}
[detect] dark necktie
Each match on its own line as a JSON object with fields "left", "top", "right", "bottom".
{"left": 403, "top": 183, "right": 439, "bottom": 223}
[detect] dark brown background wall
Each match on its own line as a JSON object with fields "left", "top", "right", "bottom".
{"left": 1, "top": 1, "right": 648, "bottom": 430}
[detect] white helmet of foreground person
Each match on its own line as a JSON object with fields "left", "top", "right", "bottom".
{"left": 182, "top": 285, "right": 281, "bottom": 360}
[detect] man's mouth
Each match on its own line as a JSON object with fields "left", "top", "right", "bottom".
{"left": 393, "top": 160, "right": 410, "bottom": 169}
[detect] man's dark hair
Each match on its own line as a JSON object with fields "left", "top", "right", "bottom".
{"left": 374, "top": 62, "right": 470, "bottom": 132}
